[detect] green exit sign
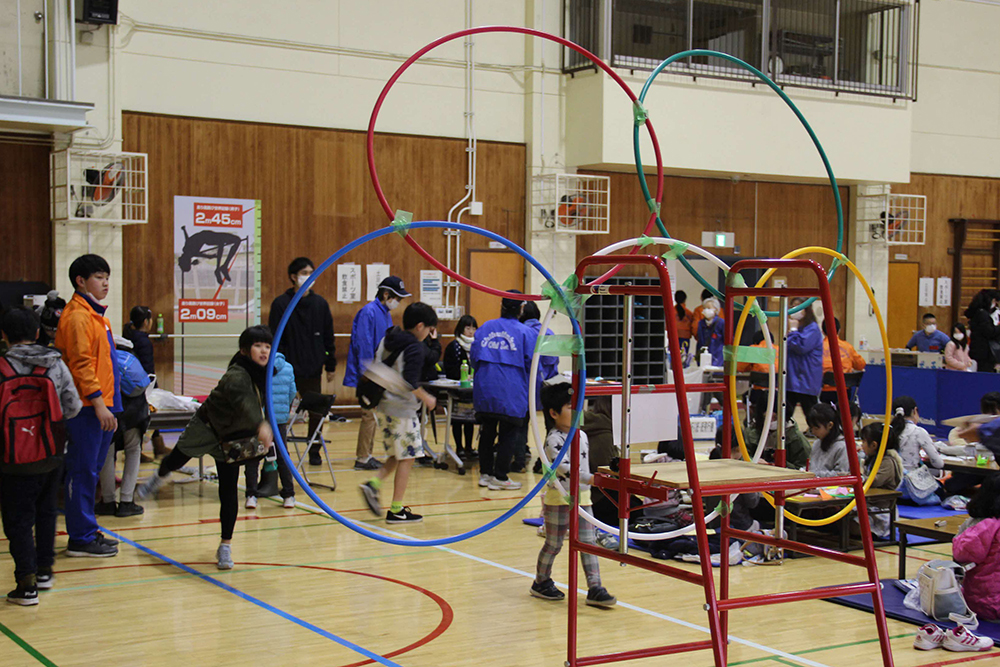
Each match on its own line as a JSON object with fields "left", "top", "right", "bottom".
{"left": 715, "top": 233, "right": 726, "bottom": 247}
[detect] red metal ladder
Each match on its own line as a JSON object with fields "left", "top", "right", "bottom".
{"left": 564, "top": 254, "right": 894, "bottom": 667}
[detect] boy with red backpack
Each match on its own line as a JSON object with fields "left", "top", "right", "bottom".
{"left": 1, "top": 307, "right": 82, "bottom": 605}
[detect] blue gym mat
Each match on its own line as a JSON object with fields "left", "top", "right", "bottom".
{"left": 895, "top": 503, "right": 967, "bottom": 545}
{"left": 825, "top": 579, "right": 1000, "bottom": 642}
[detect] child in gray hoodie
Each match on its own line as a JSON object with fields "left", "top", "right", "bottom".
{"left": 1, "top": 307, "right": 82, "bottom": 605}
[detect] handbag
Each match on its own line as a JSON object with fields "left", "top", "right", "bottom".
{"left": 916, "top": 560, "right": 978, "bottom": 628}
{"left": 903, "top": 465, "right": 940, "bottom": 505}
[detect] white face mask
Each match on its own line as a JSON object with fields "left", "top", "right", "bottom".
{"left": 768, "top": 420, "right": 778, "bottom": 432}
{"left": 953, "top": 332, "right": 964, "bottom": 341}
{"left": 925, "top": 324, "right": 937, "bottom": 335}
{"left": 702, "top": 309, "right": 716, "bottom": 321}
{"left": 386, "top": 298, "right": 400, "bottom": 311}
{"left": 296, "top": 274, "right": 309, "bottom": 287}
{"left": 789, "top": 311, "right": 805, "bottom": 321}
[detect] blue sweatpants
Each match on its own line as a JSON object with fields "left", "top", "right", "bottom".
{"left": 65, "top": 407, "right": 117, "bottom": 545}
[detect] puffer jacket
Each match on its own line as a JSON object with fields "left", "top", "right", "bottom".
{"left": 522, "top": 318, "right": 559, "bottom": 411}
{"left": 55, "top": 292, "right": 122, "bottom": 412}
{"left": 470, "top": 316, "right": 538, "bottom": 420}
{"left": 270, "top": 353, "right": 297, "bottom": 425}
{"left": 953, "top": 517, "right": 1000, "bottom": 621}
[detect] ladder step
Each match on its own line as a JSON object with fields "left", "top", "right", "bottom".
{"left": 577, "top": 640, "right": 715, "bottom": 665}
{"left": 700, "top": 474, "right": 863, "bottom": 495}
{"left": 718, "top": 583, "right": 877, "bottom": 611}
{"left": 584, "top": 382, "right": 726, "bottom": 396}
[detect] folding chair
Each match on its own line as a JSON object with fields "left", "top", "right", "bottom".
{"left": 285, "top": 391, "right": 337, "bottom": 491}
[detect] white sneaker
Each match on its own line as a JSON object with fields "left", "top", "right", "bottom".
{"left": 487, "top": 477, "right": 522, "bottom": 491}
{"left": 914, "top": 624, "right": 946, "bottom": 650}
{"left": 136, "top": 474, "right": 166, "bottom": 499}
{"left": 216, "top": 543, "right": 234, "bottom": 570}
{"left": 943, "top": 625, "right": 994, "bottom": 652}
{"left": 245, "top": 496, "right": 257, "bottom": 509}
{"left": 478, "top": 474, "right": 492, "bottom": 488}
{"left": 282, "top": 496, "right": 296, "bottom": 509}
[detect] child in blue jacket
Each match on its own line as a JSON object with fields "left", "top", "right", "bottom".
{"left": 245, "top": 352, "right": 297, "bottom": 509}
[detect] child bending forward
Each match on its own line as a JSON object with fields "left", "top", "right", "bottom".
{"left": 531, "top": 382, "right": 616, "bottom": 608}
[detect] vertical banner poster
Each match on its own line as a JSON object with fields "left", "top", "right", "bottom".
{"left": 366, "top": 263, "right": 390, "bottom": 301}
{"left": 173, "top": 196, "right": 261, "bottom": 396}
{"left": 420, "top": 270, "right": 443, "bottom": 307}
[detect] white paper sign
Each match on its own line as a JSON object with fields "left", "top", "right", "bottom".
{"left": 918, "top": 277, "right": 935, "bottom": 307}
{"left": 420, "top": 270, "right": 443, "bottom": 307}
{"left": 936, "top": 277, "right": 952, "bottom": 307}
{"left": 611, "top": 393, "right": 678, "bottom": 446}
{"left": 366, "top": 263, "right": 389, "bottom": 301}
{"left": 337, "top": 263, "right": 360, "bottom": 303}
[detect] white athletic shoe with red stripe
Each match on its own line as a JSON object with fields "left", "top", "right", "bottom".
{"left": 913, "top": 624, "right": 946, "bottom": 650}
{"left": 942, "top": 625, "right": 994, "bottom": 652}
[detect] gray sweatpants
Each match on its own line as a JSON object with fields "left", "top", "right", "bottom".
{"left": 100, "top": 428, "right": 142, "bottom": 503}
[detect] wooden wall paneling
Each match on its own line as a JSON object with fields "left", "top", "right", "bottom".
{"left": 0, "top": 140, "right": 53, "bottom": 286}
{"left": 123, "top": 113, "right": 525, "bottom": 400}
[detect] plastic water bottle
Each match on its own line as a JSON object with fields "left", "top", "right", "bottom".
{"left": 858, "top": 335, "right": 867, "bottom": 351}
{"left": 460, "top": 360, "right": 471, "bottom": 388}
{"left": 156, "top": 313, "right": 165, "bottom": 335}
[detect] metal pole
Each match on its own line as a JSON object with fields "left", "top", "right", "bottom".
{"left": 618, "top": 290, "right": 634, "bottom": 555}
{"left": 775, "top": 296, "right": 789, "bottom": 562}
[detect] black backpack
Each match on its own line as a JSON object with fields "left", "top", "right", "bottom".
{"left": 356, "top": 347, "right": 405, "bottom": 410}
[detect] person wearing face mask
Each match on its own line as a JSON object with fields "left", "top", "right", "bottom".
{"left": 268, "top": 258, "right": 338, "bottom": 465}
{"left": 944, "top": 322, "right": 975, "bottom": 371}
{"left": 443, "top": 315, "right": 479, "bottom": 458}
{"left": 695, "top": 297, "right": 725, "bottom": 366}
{"left": 905, "top": 313, "right": 951, "bottom": 353}
{"left": 785, "top": 297, "right": 823, "bottom": 419}
{"left": 344, "top": 275, "right": 411, "bottom": 469}
{"left": 965, "top": 289, "right": 1000, "bottom": 373}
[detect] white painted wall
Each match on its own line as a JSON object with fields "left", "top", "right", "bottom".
{"left": 910, "top": 0, "right": 1000, "bottom": 178}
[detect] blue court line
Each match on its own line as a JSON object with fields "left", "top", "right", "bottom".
{"left": 97, "top": 525, "right": 404, "bottom": 667}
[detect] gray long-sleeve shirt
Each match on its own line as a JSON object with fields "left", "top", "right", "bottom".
{"left": 809, "top": 435, "right": 850, "bottom": 478}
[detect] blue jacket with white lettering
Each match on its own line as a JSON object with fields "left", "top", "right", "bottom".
{"left": 470, "top": 316, "right": 538, "bottom": 420}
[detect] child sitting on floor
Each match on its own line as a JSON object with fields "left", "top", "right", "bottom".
{"left": 892, "top": 396, "right": 944, "bottom": 474}
{"left": 856, "top": 422, "right": 904, "bottom": 539}
{"left": 530, "top": 381, "right": 616, "bottom": 609}
{"left": 952, "top": 473, "right": 1000, "bottom": 622}
{"left": 807, "top": 403, "right": 850, "bottom": 477}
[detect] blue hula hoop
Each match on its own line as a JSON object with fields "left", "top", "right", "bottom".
{"left": 265, "top": 220, "right": 586, "bottom": 547}
{"left": 632, "top": 49, "right": 844, "bottom": 317}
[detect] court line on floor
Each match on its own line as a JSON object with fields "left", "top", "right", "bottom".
{"left": 727, "top": 633, "right": 913, "bottom": 666}
{"left": 0, "top": 620, "right": 57, "bottom": 667}
{"left": 280, "top": 495, "right": 836, "bottom": 667}
{"left": 912, "top": 652, "right": 1000, "bottom": 667}
{"left": 96, "top": 526, "right": 405, "bottom": 667}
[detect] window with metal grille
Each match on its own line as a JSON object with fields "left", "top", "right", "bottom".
{"left": 563, "top": 0, "right": 918, "bottom": 100}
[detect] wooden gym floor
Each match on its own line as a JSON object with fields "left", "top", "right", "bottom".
{"left": 0, "top": 418, "right": 993, "bottom": 667}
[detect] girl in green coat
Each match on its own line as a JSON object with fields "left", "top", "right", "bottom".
{"left": 138, "top": 326, "right": 274, "bottom": 569}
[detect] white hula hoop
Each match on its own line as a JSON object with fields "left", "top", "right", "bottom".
{"left": 528, "top": 236, "right": 776, "bottom": 541}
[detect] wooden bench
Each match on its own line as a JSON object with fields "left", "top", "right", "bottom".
{"left": 896, "top": 514, "right": 969, "bottom": 579}
{"left": 784, "top": 488, "right": 902, "bottom": 552}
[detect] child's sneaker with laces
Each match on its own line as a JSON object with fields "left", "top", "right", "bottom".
{"left": 6, "top": 583, "right": 38, "bottom": 606}
{"left": 35, "top": 571, "right": 54, "bottom": 590}
{"left": 943, "top": 625, "right": 994, "bottom": 652}
{"left": 216, "top": 543, "right": 234, "bottom": 570}
{"left": 913, "top": 624, "right": 946, "bottom": 650}
{"left": 245, "top": 496, "right": 257, "bottom": 510}
{"left": 478, "top": 474, "right": 492, "bottom": 488}
{"left": 586, "top": 586, "right": 617, "bottom": 609}
{"left": 530, "top": 578, "right": 565, "bottom": 601}
{"left": 386, "top": 506, "right": 422, "bottom": 524}
{"left": 359, "top": 481, "right": 381, "bottom": 516}
{"left": 282, "top": 496, "right": 296, "bottom": 509}
{"left": 136, "top": 473, "right": 166, "bottom": 499}
{"left": 487, "top": 477, "right": 522, "bottom": 491}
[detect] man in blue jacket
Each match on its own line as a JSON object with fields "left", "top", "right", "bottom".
{"left": 344, "top": 276, "right": 411, "bottom": 470}
{"left": 471, "top": 293, "right": 538, "bottom": 491}
{"left": 906, "top": 313, "right": 951, "bottom": 353}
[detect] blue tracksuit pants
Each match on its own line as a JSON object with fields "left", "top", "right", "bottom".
{"left": 64, "top": 407, "right": 117, "bottom": 545}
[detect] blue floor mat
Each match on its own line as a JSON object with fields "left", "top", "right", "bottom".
{"left": 825, "top": 579, "right": 1000, "bottom": 643}
{"left": 897, "top": 504, "right": 965, "bottom": 520}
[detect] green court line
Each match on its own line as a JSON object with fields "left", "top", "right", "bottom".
{"left": 727, "top": 633, "right": 911, "bottom": 666}
{"left": 51, "top": 550, "right": 426, "bottom": 593}
{"left": 0, "top": 620, "right": 58, "bottom": 667}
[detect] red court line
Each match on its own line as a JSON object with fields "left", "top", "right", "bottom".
{"left": 876, "top": 547, "right": 931, "bottom": 564}
{"left": 912, "top": 651, "right": 1000, "bottom": 667}
{"left": 53, "top": 561, "right": 452, "bottom": 665}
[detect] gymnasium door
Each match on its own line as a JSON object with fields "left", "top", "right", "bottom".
{"left": 888, "top": 262, "right": 920, "bottom": 348}
{"left": 467, "top": 250, "right": 524, "bottom": 325}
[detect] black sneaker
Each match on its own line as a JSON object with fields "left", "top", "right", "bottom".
{"left": 358, "top": 481, "right": 381, "bottom": 516}
{"left": 385, "top": 507, "right": 423, "bottom": 524}
{"left": 309, "top": 452, "right": 323, "bottom": 466}
{"left": 354, "top": 458, "right": 382, "bottom": 471}
{"left": 586, "top": 586, "right": 617, "bottom": 609}
{"left": 530, "top": 578, "right": 565, "bottom": 601}
{"left": 35, "top": 571, "right": 54, "bottom": 590}
{"left": 66, "top": 539, "right": 118, "bottom": 558}
{"left": 94, "top": 501, "right": 117, "bottom": 516}
{"left": 115, "top": 501, "right": 144, "bottom": 517}
{"left": 6, "top": 584, "right": 38, "bottom": 606}
{"left": 95, "top": 532, "right": 119, "bottom": 546}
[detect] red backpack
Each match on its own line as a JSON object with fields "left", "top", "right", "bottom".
{"left": 0, "top": 358, "right": 64, "bottom": 467}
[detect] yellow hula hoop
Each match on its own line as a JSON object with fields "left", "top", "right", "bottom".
{"left": 728, "top": 246, "right": 893, "bottom": 526}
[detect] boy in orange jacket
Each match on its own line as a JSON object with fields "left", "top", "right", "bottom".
{"left": 55, "top": 255, "right": 122, "bottom": 558}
